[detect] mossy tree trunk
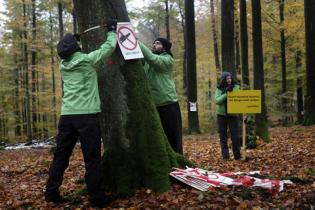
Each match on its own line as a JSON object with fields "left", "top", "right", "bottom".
{"left": 73, "top": 0, "right": 192, "bottom": 198}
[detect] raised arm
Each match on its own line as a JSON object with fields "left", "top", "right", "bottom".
{"left": 139, "top": 42, "right": 173, "bottom": 72}
{"left": 87, "top": 31, "right": 117, "bottom": 66}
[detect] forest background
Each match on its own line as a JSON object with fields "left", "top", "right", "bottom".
{"left": 0, "top": 0, "right": 308, "bottom": 142}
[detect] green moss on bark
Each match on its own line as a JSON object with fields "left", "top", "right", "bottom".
{"left": 255, "top": 120, "right": 270, "bottom": 142}
{"left": 101, "top": 60, "right": 192, "bottom": 197}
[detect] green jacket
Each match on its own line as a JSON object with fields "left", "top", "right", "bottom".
{"left": 215, "top": 84, "right": 240, "bottom": 116}
{"left": 139, "top": 42, "right": 178, "bottom": 107}
{"left": 60, "top": 31, "right": 117, "bottom": 115}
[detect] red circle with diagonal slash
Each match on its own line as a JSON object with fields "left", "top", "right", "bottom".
{"left": 118, "top": 26, "right": 138, "bottom": 50}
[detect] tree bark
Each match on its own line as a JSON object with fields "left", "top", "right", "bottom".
{"left": 165, "top": 0, "right": 170, "bottom": 40}
{"left": 49, "top": 11, "right": 57, "bottom": 129}
{"left": 14, "top": 53, "right": 22, "bottom": 137}
{"left": 221, "top": 0, "right": 235, "bottom": 77}
{"left": 177, "top": 0, "right": 187, "bottom": 92}
{"left": 22, "top": 0, "right": 32, "bottom": 140}
{"left": 295, "top": 49, "right": 303, "bottom": 124}
{"left": 239, "top": 0, "right": 249, "bottom": 88}
{"left": 185, "top": 0, "right": 200, "bottom": 133}
{"left": 58, "top": 1, "right": 64, "bottom": 39}
{"left": 303, "top": 0, "right": 315, "bottom": 125}
{"left": 279, "top": 0, "right": 288, "bottom": 124}
{"left": 234, "top": 1, "right": 240, "bottom": 76}
{"left": 72, "top": 1, "right": 77, "bottom": 34}
{"left": 251, "top": 0, "right": 269, "bottom": 141}
{"left": 210, "top": 0, "right": 221, "bottom": 78}
{"left": 73, "top": 0, "right": 191, "bottom": 197}
{"left": 31, "top": 0, "right": 38, "bottom": 137}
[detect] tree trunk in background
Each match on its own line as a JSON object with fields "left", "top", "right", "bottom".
{"left": 22, "top": 0, "right": 32, "bottom": 140}
{"left": 296, "top": 49, "right": 303, "bottom": 124}
{"left": 240, "top": 0, "right": 249, "bottom": 88}
{"left": 72, "top": 1, "right": 77, "bottom": 34}
{"left": 234, "top": 1, "right": 240, "bottom": 76}
{"left": 185, "top": 0, "right": 200, "bottom": 133}
{"left": 279, "top": 0, "right": 288, "bottom": 124}
{"left": 31, "top": 0, "right": 38, "bottom": 137}
{"left": 41, "top": 69, "right": 48, "bottom": 138}
{"left": 165, "top": 0, "right": 170, "bottom": 40}
{"left": 210, "top": 0, "right": 221, "bottom": 80}
{"left": 14, "top": 53, "right": 22, "bottom": 137}
{"left": 58, "top": 1, "right": 64, "bottom": 95}
{"left": 177, "top": 0, "right": 187, "bottom": 92}
{"left": 58, "top": 1, "right": 64, "bottom": 39}
{"left": 19, "top": 31, "right": 27, "bottom": 136}
{"left": 303, "top": 0, "right": 315, "bottom": 125}
{"left": 73, "top": 0, "right": 191, "bottom": 197}
{"left": 49, "top": 11, "right": 57, "bottom": 129}
{"left": 252, "top": 0, "right": 269, "bottom": 141}
{"left": 221, "top": 0, "right": 235, "bottom": 77}
{"left": 0, "top": 115, "right": 2, "bottom": 140}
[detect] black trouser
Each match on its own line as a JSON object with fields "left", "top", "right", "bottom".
{"left": 45, "top": 114, "right": 104, "bottom": 201}
{"left": 217, "top": 114, "right": 241, "bottom": 159}
{"left": 157, "top": 102, "right": 183, "bottom": 154}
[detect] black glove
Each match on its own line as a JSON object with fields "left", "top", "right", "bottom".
{"left": 226, "top": 85, "right": 234, "bottom": 92}
{"left": 106, "top": 19, "right": 117, "bottom": 32}
{"left": 73, "top": 34, "right": 81, "bottom": 42}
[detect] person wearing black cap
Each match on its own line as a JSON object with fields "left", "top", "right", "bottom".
{"left": 44, "top": 21, "right": 117, "bottom": 208}
{"left": 215, "top": 72, "right": 241, "bottom": 160}
{"left": 139, "top": 38, "right": 183, "bottom": 154}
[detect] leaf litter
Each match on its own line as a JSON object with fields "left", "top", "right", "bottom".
{"left": 0, "top": 125, "right": 314, "bottom": 209}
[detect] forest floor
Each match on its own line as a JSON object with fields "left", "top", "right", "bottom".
{"left": 0, "top": 125, "right": 314, "bottom": 210}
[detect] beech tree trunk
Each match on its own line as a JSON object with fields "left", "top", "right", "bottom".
{"left": 210, "top": 0, "right": 221, "bottom": 78}
{"left": 73, "top": 0, "right": 191, "bottom": 197}
{"left": 303, "top": 0, "right": 315, "bottom": 125}
{"left": 240, "top": 0, "right": 249, "bottom": 88}
{"left": 252, "top": 0, "right": 269, "bottom": 141}
{"left": 221, "top": 0, "right": 235, "bottom": 77}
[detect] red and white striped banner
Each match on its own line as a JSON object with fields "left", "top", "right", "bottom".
{"left": 170, "top": 167, "right": 292, "bottom": 192}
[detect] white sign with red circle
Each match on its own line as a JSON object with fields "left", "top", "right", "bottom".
{"left": 117, "top": 22, "right": 143, "bottom": 60}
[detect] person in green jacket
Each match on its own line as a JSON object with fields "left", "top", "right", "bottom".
{"left": 45, "top": 21, "right": 117, "bottom": 208}
{"left": 139, "top": 38, "right": 183, "bottom": 154}
{"left": 215, "top": 72, "right": 241, "bottom": 160}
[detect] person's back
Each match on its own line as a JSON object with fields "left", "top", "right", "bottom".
{"left": 60, "top": 32, "right": 116, "bottom": 115}
{"left": 45, "top": 24, "right": 117, "bottom": 208}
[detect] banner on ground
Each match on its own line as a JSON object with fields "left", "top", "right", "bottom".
{"left": 170, "top": 167, "right": 292, "bottom": 192}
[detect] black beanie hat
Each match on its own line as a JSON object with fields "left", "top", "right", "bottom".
{"left": 154, "top": 38, "right": 172, "bottom": 54}
{"left": 57, "top": 33, "right": 81, "bottom": 59}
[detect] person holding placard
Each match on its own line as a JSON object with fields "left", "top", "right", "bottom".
{"left": 215, "top": 72, "right": 241, "bottom": 160}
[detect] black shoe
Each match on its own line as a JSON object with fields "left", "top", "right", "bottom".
{"left": 45, "top": 194, "right": 66, "bottom": 203}
{"left": 89, "top": 197, "right": 111, "bottom": 208}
